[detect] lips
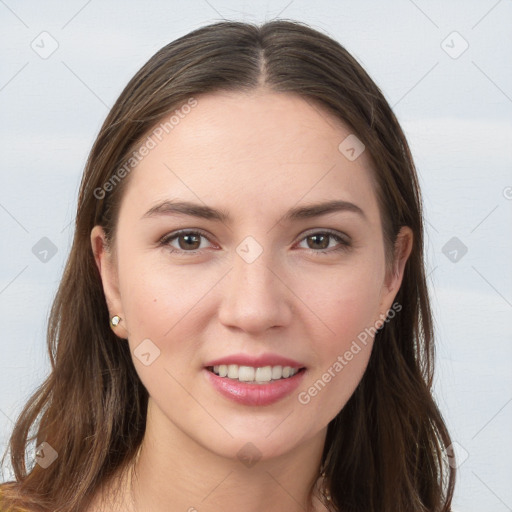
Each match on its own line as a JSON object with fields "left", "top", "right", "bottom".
{"left": 203, "top": 353, "right": 307, "bottom": 405}
{"left": 204, "top": 366, "right": 306, "bottom": 406}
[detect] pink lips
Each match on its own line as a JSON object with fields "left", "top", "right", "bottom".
{"left": 204, "top": 368, "right": 306, "bottom": 406}
{"left": 203, "top": 352, "right": 307, "bottom": 406}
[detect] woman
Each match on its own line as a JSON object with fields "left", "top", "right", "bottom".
{"left": 1, "top": 19, "right": 456, "bottom": 512}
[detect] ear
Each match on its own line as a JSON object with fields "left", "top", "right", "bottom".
{"left": 90, "top": 225, "right": 129, "bottom": 339}
{"left": 377, "top": 226, "right": 413, "bottom": 323}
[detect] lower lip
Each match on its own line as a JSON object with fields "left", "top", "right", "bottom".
{"left": 204, "top": 368, "right": 307, "bottom": 406}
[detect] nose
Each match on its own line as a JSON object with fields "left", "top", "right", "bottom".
{"left": 217, "top": 248, "right": 293, "bottom": 335}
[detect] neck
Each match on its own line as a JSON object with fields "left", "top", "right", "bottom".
{"left": 116, "top": 400, "right": 329, "bottom": 512}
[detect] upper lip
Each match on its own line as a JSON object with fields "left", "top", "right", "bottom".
{"left": 204, "top": 353, "right": 306, "bottom": 369}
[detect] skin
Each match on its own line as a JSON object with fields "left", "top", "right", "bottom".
{"left": 90, "top": 89, "right": 413, "bottom": 512}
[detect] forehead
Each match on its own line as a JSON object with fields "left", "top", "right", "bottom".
{"left": 120, "top": 90, "right": 380, "bottom": 223}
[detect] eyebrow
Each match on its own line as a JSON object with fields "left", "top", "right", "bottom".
{"left": 141, "top": 199, "right": 367, "bottom": 223}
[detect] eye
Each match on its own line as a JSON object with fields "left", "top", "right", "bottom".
{"left": 158, "top": 229, "right": 351, "bottom": 256}
{"left": 159, "top": 230, "right": 213, "bottom": 254}
{"left": 296, "top": 230, "right": 351, "bottom": 255}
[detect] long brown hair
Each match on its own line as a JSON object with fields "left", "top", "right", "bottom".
{"left": 1, "top": 19, "right": 455, "bottom": 512}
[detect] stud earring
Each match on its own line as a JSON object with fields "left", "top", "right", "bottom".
{"left": 110, "top": 315, "right": 121, "bottom": 328}
{"left": 320, "top": 471, "right": 331, "bottom": 503}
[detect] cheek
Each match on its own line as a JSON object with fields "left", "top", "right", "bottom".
{"left": 293, "top": 263, "right": 382, "bottom": 419}
{"left": 117, "top": 262, "right": 206, "bottom": 404}
{"left": 303, "top": 260, "right": 384, "bottom": 347}
{"left": 318, "top": 281, "right": 378, "bottom": 373}
{"left": 117, "top": 253, "right": 219, "bottom": 384}
{"left": 117, "top": 250, "right": 206, "bottom": 336}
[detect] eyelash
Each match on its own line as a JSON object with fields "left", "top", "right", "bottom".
{"left": 158, "top": 229, "right": 351, "bottom": 256}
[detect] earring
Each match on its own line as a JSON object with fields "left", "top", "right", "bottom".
{"left": 318, "top": 458, "right": 332, "bottom": 505}
{"left": 320, "top": 471, "right": 332, "bottom": 503}
{"left": 110, "top": 315, "right": 121, "bottom": 328}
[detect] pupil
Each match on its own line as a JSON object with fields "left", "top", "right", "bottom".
{"left": 309, "top": 234, "right": 328, "bottom": 250}
{"left": 180, "top": 234, "right": 200, "bottom": 250}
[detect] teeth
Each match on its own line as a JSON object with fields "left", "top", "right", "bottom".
{"left": 271, "top": 366, "right": 282, "bottom": 380}
{"left": 255, "top": 366, "right": 272, "bottom": 382}
{"left": 210, "top": 364, "right": 300, "bottom": 383}
{"left": 227, "top": 364, "right": 238, "bottom": 379}
{"left": 238, "top": 366, "right": 255, "bottom": 382}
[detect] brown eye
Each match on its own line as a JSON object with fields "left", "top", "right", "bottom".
{"left": 177, "top": 233, "right": 201, "bottom": 250}
{"left": 160, "top": 230, "right": 212, "bottom": 253}
{"left": 306, "top": 234, "right": 330, "bottom": 250}
{"left": 297, "top": 231, "right": 351, "bottom": 255}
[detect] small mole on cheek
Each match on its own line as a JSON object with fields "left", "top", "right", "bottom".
{"left": 153, "top": 299, "right": 157, "bottom": 302}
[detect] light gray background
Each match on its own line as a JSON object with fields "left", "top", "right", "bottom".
{"left": 1, "top": 1, "right": 511, "bottom": 510}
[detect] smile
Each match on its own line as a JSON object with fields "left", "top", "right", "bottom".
{"left": 207, "top": 364, "right": 304, "bottom": 383}
{"left": 204, "top": 365, "right": 307, "bottom": 406}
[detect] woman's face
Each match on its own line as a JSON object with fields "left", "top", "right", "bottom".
{"left": 92, "top": 90, "right": 411, "bottom": 461}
